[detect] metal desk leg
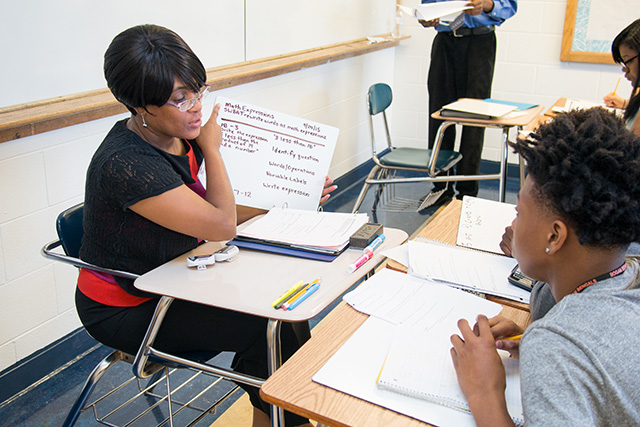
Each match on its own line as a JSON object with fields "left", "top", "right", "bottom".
{"left": 267, "top": 319, "right": 284, "bottom": 427}
{"left": 498, "top": 127, "right": 509, "bottom": 202}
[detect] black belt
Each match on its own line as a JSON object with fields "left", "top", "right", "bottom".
{"left": 442, "top": 25, "right": 495, "bottom": 37}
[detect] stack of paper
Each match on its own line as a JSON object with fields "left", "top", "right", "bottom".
{"left": 232, "top": 208, "right": 368, "bottom": 258}
{"left": 440, "top": 99, "right": 517, "bottom": 120}
{"left": 398, "top": 2, "right": 472, "bottom": 23}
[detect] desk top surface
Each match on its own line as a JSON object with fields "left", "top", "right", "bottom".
{"left": 432, "top": 102, "right": 545, "bottom": 127}
{"left": 260, "top": 201, "right": 531, "bottom": 426}
{"left": 135, "top": 226, "right": 408, "bottom": 322}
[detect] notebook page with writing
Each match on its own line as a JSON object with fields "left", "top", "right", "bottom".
{"left": 377, "top": 326, "right": 524, "bottom": 426}
{"left": 456, "top": 196, "right": 516, "bottom": 255}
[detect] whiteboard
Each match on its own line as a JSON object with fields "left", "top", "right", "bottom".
{"left": 245, "top": 0, "right": 395, "bottom": 60}
{"left": 0, "top": 0, "right": 395, "bottom": 109}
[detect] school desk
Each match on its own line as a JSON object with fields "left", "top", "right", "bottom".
{"left": 431, "top": 103, "right": 545, "bottom": 201}
{"left": 134, "top": 217, "right": 408, "bottom": 426}
{"left": 260, "top": 201, "right": 531, "bottom": 426}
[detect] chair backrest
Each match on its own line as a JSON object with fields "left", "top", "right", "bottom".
{"left": 56, "top": 203, "right": 84, "bottom": 258}
{"left": 367, "top": 83, "right": 393, "bottom": 116}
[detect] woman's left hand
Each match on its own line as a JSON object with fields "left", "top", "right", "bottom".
{"left": 320, "top": 175, "right": 338, "bottom": 204}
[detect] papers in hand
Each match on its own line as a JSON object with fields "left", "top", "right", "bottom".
{"left": 399, "top": 2, "right": 472, "bottom": 23}
{"left": 214, "top": 97, "right": 339, "bottom": 211}
{"left": 236, "top": 208, "right": 368, "bottom": 253}
{"left": 456, "top": 196, "right": 516, "bottom": 255}
{"left": 441, "top": 98, "right": 518, "bottom": 120}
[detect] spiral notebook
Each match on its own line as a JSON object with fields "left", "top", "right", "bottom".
{"left": 376, "top": 325, "right": 524, "bottom": 426}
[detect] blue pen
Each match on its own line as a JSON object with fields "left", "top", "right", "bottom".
{"left": 286, "top": 282, "right": 320, "bottom": 310}
{"left": 364, "top": 234, "right": 386, "bottom": 254}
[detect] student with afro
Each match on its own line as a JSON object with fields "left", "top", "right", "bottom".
{"left": 449, "top": 107, "right": 640, "bottom": 426}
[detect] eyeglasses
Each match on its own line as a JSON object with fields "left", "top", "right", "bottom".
{"left": 622, "top": 54, "right": 639, "bottom": 69}
{"left": 166, "top": 85, "right": 210, "bottom": 112}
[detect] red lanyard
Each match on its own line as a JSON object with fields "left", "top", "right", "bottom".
{"left": 572, "top": 262, "right": 627, "bottom": 294}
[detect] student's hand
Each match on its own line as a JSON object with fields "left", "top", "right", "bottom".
{"left": 488, "top": 315, "right": 524, "bottom": 359}
{"left": 603, "top": 92, "right": 627, "bottom": 109}
{"left": 197, "top": 103, "right": 223, "bottom": 153}
{"left": 451, "top": 316, "right": 511, "bottom": 422}
{"left": 466, "top": 0, "right": 494, "bottom": 15}
{"left": 320, "top": 175, "right": 338, "bottom": 204}
{"left": 499, "top": 225, "right": 514, "bottom": 257}
{"left": 418, "top": 18, "right": 440, "bottom": 28}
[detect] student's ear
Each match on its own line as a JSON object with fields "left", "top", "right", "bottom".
{"left": 546, "top": 219, "right": 568, "bottom": 255}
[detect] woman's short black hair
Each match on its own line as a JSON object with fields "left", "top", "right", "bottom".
{"left": 611, "top": 19, "right": 640, "bottom": 122}
{"left": 104, "top": 24, "right": 207, "bottom": 115}
{"left": 511, "top": 108, "right": 640, "bottom": 248}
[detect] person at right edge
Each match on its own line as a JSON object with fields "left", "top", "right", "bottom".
{"left": 418, "top": 0, "right": 518, "bottom": 209}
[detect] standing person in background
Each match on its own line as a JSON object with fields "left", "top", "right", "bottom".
{"left": 418, "top": 0, "right": 517, "bottom": 209}
{"left": 603, "top": 18, "right": 640, "bottom": 136}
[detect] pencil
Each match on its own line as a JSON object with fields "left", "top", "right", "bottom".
{"left": 501, "top": 334, "right": 523, "bottom": 341}
{"left": 613, "top": 77, "right": 621, "bottom": 95}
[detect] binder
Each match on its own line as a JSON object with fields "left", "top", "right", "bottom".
{"left": 227, "top": 237, "right": 340, "bottom": 262}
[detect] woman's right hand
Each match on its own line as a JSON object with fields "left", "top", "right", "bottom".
{"left": 499, "top": 225, "right": 513, "bottom": 257}
{"left": 603, "top": 92, "right": 627, "bottom": 109}
{"left": 197, "top": 103, "right": 223, "bottom": 152}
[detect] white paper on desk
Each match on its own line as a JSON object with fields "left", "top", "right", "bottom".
{"left": 380, "top": 243, "right": 409, "bottom": 268}
{"left": 399, "top": 2, "right": 471, "bottom": 23}
{"left": 312, "top": 316, "right": 477, "bottom": 427}
{"left": 238, "top": 208, "right": 368, "bottom": 249}
{"left": 343, "top": 269, "right": 501, "bottom": 330}
{"left": 408, "top": 240, "right": 530, "bottom": 303}
{"left": 214, "top": 96, "right": 339, "bottom": 211}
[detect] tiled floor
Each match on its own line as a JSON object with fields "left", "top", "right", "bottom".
{"left": 0, "top": 170, "right": 519, "bottom": 427}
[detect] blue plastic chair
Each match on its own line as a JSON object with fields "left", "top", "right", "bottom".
{"left": 351, "top": 83, "right": 462, "bottom": 213}
{"left": 42, "top": 203, "right": 237, "bottom": 427}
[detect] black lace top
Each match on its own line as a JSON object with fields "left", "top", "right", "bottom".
{"left": 79, "top": 119, "right": 204, "bottom": 297}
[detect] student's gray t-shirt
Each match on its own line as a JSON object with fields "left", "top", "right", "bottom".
{"left": 520, "top": 256, "right": 640, "bottom": 426}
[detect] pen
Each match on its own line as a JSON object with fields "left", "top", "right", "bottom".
{"left": 363, "top": 234, "right": 386, "bottom": 254}
{"left": 272, "top": 280, "right": 305, "bottom": 309}
{"left": 281, "top": 279, "right": 321, "bottom": 310}
{"left": 286, "top": 282, "right": 321, "bottom": 310}
{"left": 501, "top": 334, "right": 523, "bottom": 341}
{"left": 347, "top": 251, "right": 373, "bottom": 273}
{"left": 347, "top": 234, "right": 385, "bottom": 273}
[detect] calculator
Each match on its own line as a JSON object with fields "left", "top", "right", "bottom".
{"left": 508, "top": 264, "right": 537, "bottom": 292}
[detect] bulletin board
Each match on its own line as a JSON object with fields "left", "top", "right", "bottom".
{"left": 561, "top": 0, "right": 636, "bottom": 64}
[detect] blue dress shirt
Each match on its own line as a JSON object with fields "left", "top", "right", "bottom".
{"left": 421, "top": 0, "right": 517, "bottom": 31}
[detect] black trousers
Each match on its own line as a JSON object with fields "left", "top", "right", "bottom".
{"left": 76, "top": 289, "right": 309, "bottom": 426}
{"left": 428, "top": 30, "right": 497, "bottom": 198}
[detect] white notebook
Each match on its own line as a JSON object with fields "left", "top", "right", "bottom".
{"left": 376, "top": 326, "right": 524, "bottom": 426}
{"left": 456, "top": 196, "right": 516, "bottom": 255}
{"left": 442, "top": 99, "right": 517, "bottom": 119}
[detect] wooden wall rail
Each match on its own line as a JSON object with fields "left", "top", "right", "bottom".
{"left": 0, "top": 34, "right": 404, "bottom": 144}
